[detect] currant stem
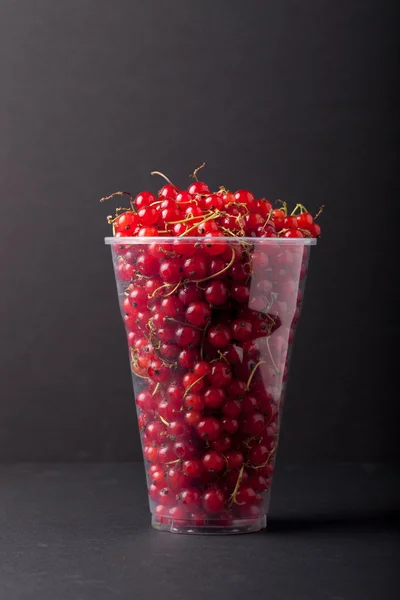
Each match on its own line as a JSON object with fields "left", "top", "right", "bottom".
{"left": 194, "top": 246, "right": 236, "bottom": 283}
{"left": 247, "top": 445, "right": 276, "bottom": 470}
{"left": 152, "top": 383, "right": 160, "bottom": 396}
{"left": 183, "top": 375, "right": 206, "bottom": 398}
{"left": 260, "top": 209, "right": 273, "bottom": 232}
{"left": 190, "top": 162, "right": 206, "bottom": 181}
{"left": 276, "top": 199, "right": 288, "bottom": 216}
{"left": 166, "top": 212, "right": 210, "bottom": 225}
{"left": 217, "top": 350, "right": 229, "bottom": 364}
{"left": 314, "top": 205, "right": 325, "bottom": 220}
{"left": 290, "top": 203, "right": 301, "bottom": 216}
{"left": 179, "top": 211, "right": 221, "bottom": 237}
{"left": 228, "top": 464, "right": 245, "bottom": 506}
{"left": 266, "top": 337, "right": 279, "bottom": 371}
{"left": 200, "top": 322, "right": 210, "bottom": 361}
{"left": 162, "top": 280, "right": 183, "bottom": 297}
{"left": 150, "top": 171, "right": 180, "bottom": 191}
{"left": 245, "top": 360, "right": 266, "bottom": 391}
{"left": 165, "top": 316, "right": 203, "bottom": 331}
{"left": 100, "top": 191, "right": 133, "bottom": 204}
{"left": 159, "top": 415, "right": 170, "bottom": 426}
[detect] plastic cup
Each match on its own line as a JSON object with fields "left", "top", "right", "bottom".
{"left": 105, "top": 236, "right": 316, "bottom": 534}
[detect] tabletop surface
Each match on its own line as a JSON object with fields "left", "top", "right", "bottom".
{"left": 0, "top": 463, "right": 398, "bottom": 600}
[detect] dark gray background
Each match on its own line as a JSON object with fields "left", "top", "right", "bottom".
{"left": 0, "top": 0, "right": 397, "bottom": 462}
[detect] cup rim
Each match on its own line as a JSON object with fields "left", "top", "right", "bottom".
{"left": 104, "top": 236, "right": 317, "bottom": 245}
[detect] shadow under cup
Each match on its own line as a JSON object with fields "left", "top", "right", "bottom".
{"left": 105, "top": 236, "right": 316, "bottom": 534}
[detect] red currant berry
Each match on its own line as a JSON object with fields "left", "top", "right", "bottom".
{"left": 208, "top": 257, "right": 225, "bottom": 276}
{"left": 234, "top": 190, "right": 256, "bottom": 211}
{"left": 159, "top": 184, "right": 178, "bottom": 200}
{"left": 136, "top": 390, "right": 157, "bottom": 413}
{"left": 138, "top": 226, "right": 159, "bottom": 237}
{"left": 204, "top": 387, "right": 226, "bottom": 409}
{"left": 168, "top": 505, "right": 189, "bottom": 524}
{"left": 296, "top": 212, "right": 314, "bottom": 230}
{"left": 175, "top": 325, "right": 201, "bottom": 348}
{"left": 165, "top": 465, "right": 189, "bottom": 492}
{"left": 187, "top": 181, "right": 210, "bottom": 195}
{"left": 148, "top": 360, "right": 171, "bottom": 382}
{"left": 168, "top": 419, "right": 190, "bottom": 439}
{"left": 138, "top": 206, "right": 158, "bottom": 226}
{"left": 145, "top": 277, "right": 164, "bottom": 297}
{"left": 221, "top": 416, "right": 239, "bottom": 434}
{"left": 144, "top": 445, "right": 159, "bottom": 463}
{"left": 193, "top": 361, "right": 211, "bottom": 378}
{"left": 183, "top": 372, "right": 205, "bottom": 393}
{"left": 202, "top": 488, "right": 225, "bottom": 514}
{"left": 207, "top": 361, "right": 233, "bottom": 387}
{"left": 184, "top": 410, "right": 202, "bottom": 427}
{"left": 145, "top": 421, "right": 167, "bottom": 444}
{"left": 150, "top": 469, "right": 167, "bottom": 489}
{"left": 272, "top": 208, "right": 285, "bottom": 231}
{"left": 283, "top": 228, "right": 304, "bottom": 238}
{"left": 229, "top": 261, "right": 250, "bottom": 283}
{"left": 182, "top": 458, "right": 204, "bottom": 478}
{"left": 180, "top": 487, "right": 201, "bottom": 510}
{"left": 241, "top": 412, "right": 266, "bottom": 435}
{"left": 207, "top": 324, "right": 232, "bottom": 349}
{"left": 247, "top": 474, "right": 269, "bottom": 492}
{"left": 159, "top": 342, "right": 181, "bottom": 359}
{"left": 138, "top": 412, "right": 150, "bottom": 431}
{"left": 178, "top": 283, "right": 204, "bottom": 305}
{"left": 185, "top": 301, "right": 211, "bottom": 326}
{"left": 230, "top": 284, "right": 249, "bottom": 304}
{"left": 225, "top": 450, "right": 244, "bottom": 470}
{"left": 159, "top": 257, "right": 184, "bottom": 284}
{"left": 283, "top": 215, "right": 298, "bottom": 229}
{"left": 232, "top": 319, "right": 253, "bottom": 341}
{"left": 249, "top": 444, "right": 269, "bottom": 467}
{"left": 173, "top": 439, "right": 197, "bottom": 459}
{"left": 161, "top": 296, "right": 184, "bottom": 317}
{"left": 202, "top": 451, "right": 225, "bottom": 473}
{"left": 309, "top": 222, "right": 321, "bottom": 237}
{"left": 114, "top": 211, "right": 139, "bottom": 235}
{"left": 196, "top": 417, "right": 221, "bottom": 441}
{"left": 178, "top": 348, "right": 200, "bottom": 369}
{"left": 204, "top": 280, "right": 229, "bottom": 305}
{"left": 157, "top": 444, "right": 176, "bottom": 465}
{"left": 128, "top": 286, "right": 148, "bottom": 309}
{"left": 221, "top": 399, "right": 241, "bottom": 417}
{"left": 210, "top": 435, "right": 232, "bottom": 453}
{"left": 136, "top": 253, "right": 159, "bottom": 276}
{"left": 235, "top": 486, "right": 257, "bottom": 506}
{"left": 203, "top": 232, "right": 228, "bottom": 256}
{"left": 135, "top": 191, "right": 156, "bottom": 209}
{"left": 183, "top": 253, "right": 209, "bottom": 280}
{"left": 184, "top": 392, "right": 205, "bottom": 412}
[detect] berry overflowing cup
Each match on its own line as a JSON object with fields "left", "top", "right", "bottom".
{"left": 103, "top": 168, "right": 320, "bottom": 534}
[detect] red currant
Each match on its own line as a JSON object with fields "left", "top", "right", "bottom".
{"left": 185, "top": 301, "right": 211, "bottom": 326}
{"left": 202, "top": 488, "right": 225, "bottom": 514}
{"left": 204, "top": 280, "right": 229, "bottom": 305}
{"left": 202, "top": 451, "right": 225, "bottom": 473}
{"left": 196, "top": 417, "right": 221, "bottom": 441}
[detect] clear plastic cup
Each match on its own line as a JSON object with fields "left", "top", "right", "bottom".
{"left": 105, "top": 236, "right": 316, "bottom": 534}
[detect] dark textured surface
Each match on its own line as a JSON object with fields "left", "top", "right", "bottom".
{"left": 0, "top": 463, "right": 399, "bottom": 600}
{"left": 0, "top": 0, "right": 398, "bottom": 461}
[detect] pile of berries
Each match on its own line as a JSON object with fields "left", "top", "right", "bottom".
{"left": 104, "top": 167, "right": 321, "bottom": 531}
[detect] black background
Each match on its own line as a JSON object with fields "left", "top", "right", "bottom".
{"left": 0, "top": 0, "right": 397, "bottom": 462}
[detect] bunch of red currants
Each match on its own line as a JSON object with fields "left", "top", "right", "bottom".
{"left": 104, "top": 168, "right": 321, "bottom": 532}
